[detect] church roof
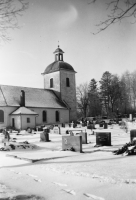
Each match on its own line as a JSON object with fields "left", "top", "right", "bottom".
{"left": 42, "top": 61, "right": 76, "bottom": 75}
{"left": 10, "top": 107, "right": 38, "bottom": 115}
{"left": 0, "top": 85, "right": 68, "bottom": 109}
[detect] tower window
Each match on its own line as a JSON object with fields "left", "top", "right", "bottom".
{"left": 43, "top": 111, "right": 47, "bottom": 122}
{"left": 0, "top": 110, "right": 4, "bottom": 123}
{"left": 27, "top": 118, "right": 30, "bottom": 123}
{"left": 56, "top": 111, "right": 60, "bottom": 122}
{"left": 50, "top": 78, "right": 53, "bottom": 88}
{"left": 66, "top": 78, "right": 70, "bottom": 87}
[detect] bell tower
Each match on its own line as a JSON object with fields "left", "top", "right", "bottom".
{"left": 54, "top": 45, "right": 64, "bottom": 61}
{"left": 42, "top": 46, "right": 77, "bottom": 122}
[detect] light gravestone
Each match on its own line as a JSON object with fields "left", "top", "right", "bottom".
{"left": 62, "top": 135, "right": 82, "bottom": 153}
{"left": 79, "top": 131, "right": 87, "bottom": 144}
{"left": 53, "top": 126, "right": 60, "bottom": 134}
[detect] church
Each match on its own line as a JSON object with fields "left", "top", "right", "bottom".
{"left": 0, "top": 46, "right": 77, "bottom": 130}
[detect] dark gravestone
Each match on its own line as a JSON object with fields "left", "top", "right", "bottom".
{"left": 104, "top": 123, "right": 108, "bottom": 129}
{"left": 40, "top": 131, "right": 49, "bottom": 142}
{"left": 87, "top": 124, "right": 94, "bottom": 130}
{"left": 96, "top": 132, "right": 111, "bottom": 146}
{"left": 130, "top": 129, "right": 136, "bottom": 142}
{"left": 62, "top": 123, "right": 65, "bottom": 128}
{"left": 99, "top": 123, "right": 103, "bottom": 127}
{"left": 62, "top": 136, "right": 82, "bottom": 152}
{"left": 80, "top": 132, "right": 87, "bottom": 144}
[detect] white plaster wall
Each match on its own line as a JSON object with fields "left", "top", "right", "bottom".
{"left": 28, "top": 107, "right": 69, "bottom": 125}
{"left": 0, "top": 106, "right": 18, "bottom": 129}
{"left": 44, "top": 71, "right": 60, "bottom": 93}
{"left": 0, "top": 106, "right": 69, "bottom": 130}
{"left": 21, "top": 115, "right": 36, "bottom": 130}
{"left": 60, "top": 70, "right": 77, "bottom": 121}
{"left": 10, "top": 115, "right": 21, "bottom": 130}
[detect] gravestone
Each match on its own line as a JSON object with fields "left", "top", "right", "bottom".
{"left": 80, "top": 131, "right": 87, "bottom": 144}
{"left": 99, "top": 123, "right": 103, "bottom": 128}
{"left": 130, "top": 129, "right": 136, "bottom": 142}
{"left": 53, "top": 126, "right": 60, "bottom": 134}
{"left": 104, "top": 123, "right": 108, "bottom": 129}
{"left": 96, "top": 132, "right": 111, "bottom": 146}
{"left": 40, "top": 130, "right": 49, "bottom": 142}
{"left": 62, "top": 135, "right": 82, "bottom": 152}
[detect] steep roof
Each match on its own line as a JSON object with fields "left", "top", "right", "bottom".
{"left": 0, "top": 85, "right": 68, "bottom": 109}
{"left": 10, "top": 107, "right": 38, "bottom": 115}
{"left": 42, "top": 61, "right": 76, "bottom": 75}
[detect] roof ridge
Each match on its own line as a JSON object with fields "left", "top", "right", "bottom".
{"left": 0, "top": 84, "right": 44, "bottom": 90}
{"left": 0, "top": 86, "right": 8, "bottom": 106}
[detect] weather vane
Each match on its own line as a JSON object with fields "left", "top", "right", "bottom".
{"left": 58, "top": 40, "right": 59, "bottom": 48}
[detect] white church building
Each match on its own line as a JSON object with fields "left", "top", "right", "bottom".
{"left": 0, "top": 46, "right": 77, "bottom": 130}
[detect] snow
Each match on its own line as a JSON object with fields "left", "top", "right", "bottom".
{"left": 0, "top": 123, "right": 136, "bottom": 200}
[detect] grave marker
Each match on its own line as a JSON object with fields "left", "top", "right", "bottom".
{"left": 96, "top": 132, "right": 111, "bottom": 146}
{"left": 62, "top": 135, "right": 82, "bottom": 152}
{"left": 130, "top": 129, "right": 136, "bottom": 142}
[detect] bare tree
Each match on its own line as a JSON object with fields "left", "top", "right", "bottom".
{"left": 76, "top": 82, "right": 90, "bottom": 118}
{"left": 90, "top": 0, "right": 136, "bottom": 33}
{"left": 0, "top": 0, "right": 28, "bottom": 42}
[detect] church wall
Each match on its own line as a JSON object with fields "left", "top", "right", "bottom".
{"left": 60, "top": 70, "right": 77, "bottom": 122}
{"left": 0, "top": 106, "right": 18, "bottom": 129}
{"left": 10, "top": 115, "right": 21, "bottom": 130}
{"left": 0, "top": 106, "right": 69, "bottom": 130}
{"left": 44, "top": 71, "right": 60, "bottom": 94}
{"left": 21, "top": 115, "right": 36, "bottom": 130}
{"left": 28, "top": 107, "right": 69, "bottom": 125}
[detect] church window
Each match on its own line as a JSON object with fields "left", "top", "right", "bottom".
{"left": 0, "top": 110, "right": 4, "bottom": 123}
{"left": 43, "top": 111, "right": 47, "bottom": 122}
{"left": 50, "top": 78, "right": 53, "bottom": 88}
{"left": 66, "top": 78, "right": 70, "bottom": 87}
{"left": 56, "top": 111, "right": 60, "bottom": 122}
{"left": 27, "top": 118, "right": 30, "bottom": 123}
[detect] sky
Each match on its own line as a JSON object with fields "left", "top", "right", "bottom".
{"left": 1, "top": 0, "right": 136, "bottom": 88}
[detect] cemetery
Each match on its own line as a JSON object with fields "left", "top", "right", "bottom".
{"left": 1, "top": 120, "right": 136, "bottom": 200}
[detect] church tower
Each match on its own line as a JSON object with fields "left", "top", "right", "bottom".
{"left": 42, "top": 46, "right": 77, "bottom": 122}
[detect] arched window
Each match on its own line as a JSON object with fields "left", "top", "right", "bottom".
{"left": 50, "top": 78, "right": 53, "bottom": 88}
{"left": 56, "top": 111, "right": 60, "bottom": 122}
{"left": 0, "top": 110, "right": 4, "bottom": 123}
{"left": 43, "top": 111, "right": 47, "bottom": 122}
{"left": 66, "top": 78, "right": 70, "bottom": 87}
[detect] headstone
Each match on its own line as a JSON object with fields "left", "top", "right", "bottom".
{"left": 104, "top": 123, "right": 108, "bottom": 129}
{"left": 99, "top": 123, "right": 103, "bottom": 128}
{"left": 130, "top": 129, "right": 136, "bottom": 142}
{"left": 87, "top": 124, "right": 94, "bottom": 130}
{"left": 129, "top": 114, "right": 132, "bottom": 121}
{"left": 80, "top": 131, "right": 87, "bottom": 144}
{"left": 96, "top": 132, "right": 111, "bottom": 146}
{"left": 53, "top": 126, "right": 60, "bottom": 134}
{"left": 71, "top": 122, "right": 74, "bottom": 128}
{"left": 40, "top": 129, "right": 49, "bottom": 142}
{"left": 62, "top": 123, "right": 65, "bottom": 127}
{"left": 62, "top": 135, "right": 82, "bottom": 152}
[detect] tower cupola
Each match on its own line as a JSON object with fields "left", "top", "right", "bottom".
{"left": 54, "top": 45, "right": 64, "bottom": 61}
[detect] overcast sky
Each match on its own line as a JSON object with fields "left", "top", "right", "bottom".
{"left": 0, "top": 0, "right": 136, "bottom": 88}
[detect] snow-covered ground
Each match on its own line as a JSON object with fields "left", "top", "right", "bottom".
{"left": 0, "top": 123, "right": 136, "bottom": 200}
